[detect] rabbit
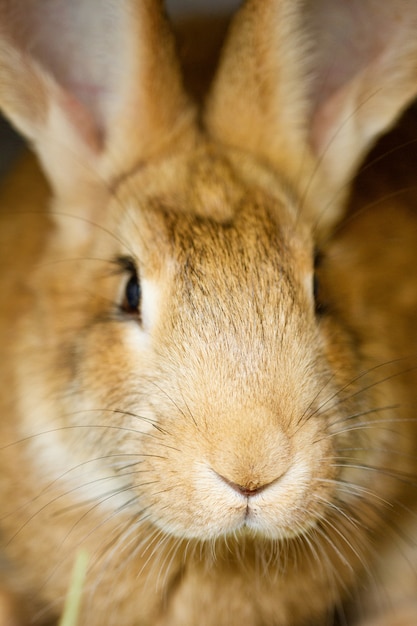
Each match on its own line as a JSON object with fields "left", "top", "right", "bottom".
{"left": 1, "top": 0, "right": 417, "bottom": 624}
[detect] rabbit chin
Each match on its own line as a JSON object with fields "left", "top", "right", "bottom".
{"left": 152, "top": 497, "right": 319, "bottom": 544}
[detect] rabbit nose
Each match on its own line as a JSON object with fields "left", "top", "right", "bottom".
{"left": 216, "top": 473, "right": 281, "bottom": 498}
{"left": 208, "top": 411, "right": 292, "bottom": 496}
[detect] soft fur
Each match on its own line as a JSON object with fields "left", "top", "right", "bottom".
{"left": 1, "top": 1, "right": 417, "bottom": 625}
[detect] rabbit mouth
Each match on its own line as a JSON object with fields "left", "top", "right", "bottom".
{"left": 230, "top": 501, "right": 317, "bottom": 542}
{"left": 139, "top": 456, "right": 331, "bottom": 544}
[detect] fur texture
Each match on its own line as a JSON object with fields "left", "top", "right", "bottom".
{"left": 1, "top": 1, "right": 417, "bottom": 625}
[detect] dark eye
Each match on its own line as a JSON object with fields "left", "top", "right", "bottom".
{"left": 117, "top": 256, "right": 142, "bottom": 319}
{"left": 313, "top": 250, "right": 326, "bottom": 316}
{"left": 313, "top": 272, "right": 319, "bottom": 304}
{"left": 123, "top": 272, "right": 141, "bottom": 315}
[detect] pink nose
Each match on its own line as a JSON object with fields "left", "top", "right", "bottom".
{"left": 216, "top": 473, "right": 279, "bottom": 498}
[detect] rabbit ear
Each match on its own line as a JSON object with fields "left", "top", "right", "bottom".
{"left": 206, "top": 0, "right": 417, "bottom": 232}
{"left": 0, "top": 0, "right": 193, "bottom": 197}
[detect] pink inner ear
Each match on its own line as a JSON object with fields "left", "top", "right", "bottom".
{"left": 9, "top": 0, "right": 125, "bottom": 145}
{"left": 308, "top": 0, "right": 406, "bottom": 116}
{"left": 58, "top": 90, "right": 104, "bottom": 153}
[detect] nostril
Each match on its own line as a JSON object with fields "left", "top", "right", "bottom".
{"left": 216, "top": 473, "right": 278, "bottom": 498}
{"left": 231, "top": 482, "right": 263, "bottom": 498}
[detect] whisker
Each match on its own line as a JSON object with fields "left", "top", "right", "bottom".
{"left": 330, "top": 403, "right": 401, "bottom": 427}
{"left": 330, "top": 462, "right": 417, "bottom": 488}
{"left": 298, "top": 88, "right": 383, "bottom": 232}
{"left": 0, "top": 422, "right": 166, "bottom": 451}
{"left": 306, "top": 358, "right": 412, "bottom": 423}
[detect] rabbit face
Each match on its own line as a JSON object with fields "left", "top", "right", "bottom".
{"left": 18, "top": 145, "right": 366, "bottom": 548}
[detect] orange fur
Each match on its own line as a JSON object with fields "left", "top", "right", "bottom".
{"left": 1, "top": 1, "right": 417, "bottom": 625}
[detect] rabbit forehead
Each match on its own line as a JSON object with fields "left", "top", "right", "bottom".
{"left": 113, "top": 143, "right": 311, "bottom": 274}
{"left": 107, "top": 145, "right": 315, "bottom": 379}
{"left": 139, "top": 199, "right": 314, "bottom": 380}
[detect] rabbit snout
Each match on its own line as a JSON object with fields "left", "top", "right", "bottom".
{"left": 210, "top": 427, "right": 291, "bottom": 500}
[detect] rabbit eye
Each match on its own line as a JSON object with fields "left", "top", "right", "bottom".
{"left": 123, "top": 273, "right": 141, "bottom": 315}
{"left": 313, "top": 250, "right": 327, "bottom": 316}
{"left": 313, "top": 272, "right": 320, "bottom": 305}
{"left": 116, "top": 256, "right": 142, "bottom": 318}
